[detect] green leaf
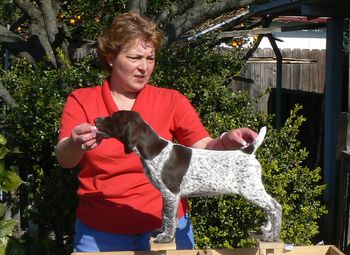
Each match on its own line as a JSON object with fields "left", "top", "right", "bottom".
{"left": 0, "top": 220, "right": 17, "bottom": 238}
{"left": 0, "top": 237, "right": 7, "bottom": 255}
{"left": 0, "top": 147, "right": 8, "bottom": 160}
{"left": 0, "top": 136, "right": 6, "bottom": 146}
{"left": 0, "top": 168, "right": 23, "bottom": 192}
{"left": 0, "top": 204, "right": 7, "bottom": 219}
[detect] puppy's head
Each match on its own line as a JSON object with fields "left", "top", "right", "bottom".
{"left": 94, "top": 111, "right": 142, "bottom": 154}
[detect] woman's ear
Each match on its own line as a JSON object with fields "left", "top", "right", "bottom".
{"left": 106, "top": 54, "right": 115, "bottom": 67}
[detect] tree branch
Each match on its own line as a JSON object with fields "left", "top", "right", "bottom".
{"left": 14, "top": 0, "right": 41, "bottom": 22}
{"left": 0, "top": 81, "right": 17, "bottom": 108}
{"left": 38, "top": 0, "right": 59, "bottom": 44}
{"left": 155, "top": 0, "right": 195, "bottom": 24}
{"left": 0, "top": 25, "right": 37, "bottom": 66}
{"left": 14, "top": 0, "right": 57, "bottom": 66}
{"left": 0, "top": 25, "right": 24, "bottom": 44}
{"left": 126, "top": 0, "right": 148, "bottom": 13}
{"left": 51, "top": 0, "right": 61, "bottom": 15}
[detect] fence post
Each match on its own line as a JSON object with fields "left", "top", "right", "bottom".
{"left": 323, "top": 17, "right": 345, "bottom": 244}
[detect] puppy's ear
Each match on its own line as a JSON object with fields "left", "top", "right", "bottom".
{"left": 122, "top": 121, "right": 140, "bottom": 154}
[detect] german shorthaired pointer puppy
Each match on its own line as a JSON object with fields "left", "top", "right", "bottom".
{"left": 95, "top": 110, "right": 282, "bottom": 243}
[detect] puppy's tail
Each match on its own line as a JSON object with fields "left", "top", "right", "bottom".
{"left": 242, "top": 126, "right": 267, "bottom": 155}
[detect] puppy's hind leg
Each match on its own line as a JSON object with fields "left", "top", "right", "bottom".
{"left": 155, "top": 191, "right": 180, "bottom": 243}
{"left": 259, "top": 198, "right": 282, "bottom": 240}
{"left": 269, "top": 197, "right": 282, "bottom": 241}
{"left": 257, "top": 195, "right": 282, "bottom": 241}
{"left": 240, "top": 186, "right": 282, "bottom": 241}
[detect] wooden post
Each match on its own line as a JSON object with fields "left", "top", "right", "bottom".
{"left": 348, "top": 19, "right": 350, "bottom": 114}
{"left": 266, "top": 34, "right": 283, "bottom": 130}
{"left": 323, "top": 17, "right": 345, "bottom": 244}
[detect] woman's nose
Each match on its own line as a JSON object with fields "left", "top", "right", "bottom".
{"left": 138, "top": 59, "right": 147, "bottom": 71}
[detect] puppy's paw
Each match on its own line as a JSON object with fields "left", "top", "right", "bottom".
{"left": 155, "top": 233, "right": 174, "bottom": 243}
{"left": 261, "top": 232, "right": 274, "bottom": 242}
{"left": 151, "top": 228, "right": 164, "bottom": 238}
{"left": 260, "top": 221, "right": 272, "bottom": 233}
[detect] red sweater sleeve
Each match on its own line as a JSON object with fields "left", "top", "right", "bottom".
{"left": 58, "top": 86, "right": 106, "bottom": 141}
{"left": 58, "top": 94, "right": 87, "bottom": 141}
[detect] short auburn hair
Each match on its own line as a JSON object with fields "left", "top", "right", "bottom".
{"left": 97, "top": 11, "right": 166, "bottom": 73}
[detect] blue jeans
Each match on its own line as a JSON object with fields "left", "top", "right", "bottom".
{"left": 74, "top": 215, "right": 195, "bottom": 252}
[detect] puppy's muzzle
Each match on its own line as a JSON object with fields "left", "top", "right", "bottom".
{"left": 94, "top": 117, "right": 110, "bottom": 138}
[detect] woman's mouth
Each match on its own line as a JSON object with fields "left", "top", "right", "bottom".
{"left": 135, "top": 75, "right": 146, "bottom": 82}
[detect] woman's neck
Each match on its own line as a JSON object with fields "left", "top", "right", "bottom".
{"left": 110, "top": 90, "right": 137, "bottom": 111}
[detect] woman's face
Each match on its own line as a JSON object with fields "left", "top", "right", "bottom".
{"left": 107, "top": 38, "right": 156, "bottom": 95}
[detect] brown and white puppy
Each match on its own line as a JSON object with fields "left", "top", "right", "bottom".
{"left": 95, "top": 110, "right": 282, "bottom": 243}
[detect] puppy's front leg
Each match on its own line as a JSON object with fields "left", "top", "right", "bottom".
{"left": 155, "top": 192, "right": 180, "bottom": 243}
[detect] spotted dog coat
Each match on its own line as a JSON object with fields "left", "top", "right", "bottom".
{"left": 95, "top": 110, "right": 282, "bottom": 243}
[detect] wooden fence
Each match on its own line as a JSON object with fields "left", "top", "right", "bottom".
{"left": 230, "top": 46, "right": 327, "bottom": 180}
{"left": 230, "top": 48, "right": 326, "bottom": 113}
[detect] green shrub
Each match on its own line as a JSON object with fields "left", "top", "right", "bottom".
{"left": 0, "top": 40, "right": 326, "bottom": 253}
{"left": 0, "top": 57, "right": 104, "bottom": 253}
{"left": 0, "top": 134, "right": 25, "bottom": 254}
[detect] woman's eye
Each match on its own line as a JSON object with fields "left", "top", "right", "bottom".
{"left": 127, "top": 56, "right": 155, "bottom": 62}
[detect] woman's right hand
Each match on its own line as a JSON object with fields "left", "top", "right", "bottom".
{"left": 71, "top": 123, "right": 101, "bottom": 151}
{"left": 55, "top": 123, "right": 102, "bottom": 168}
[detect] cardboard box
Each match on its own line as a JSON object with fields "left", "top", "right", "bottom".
{"left": 72, "top": 234, "right": 345, "bottom": 255}
{"left": 72, "top": 244, "right": 344, "bottom": 255}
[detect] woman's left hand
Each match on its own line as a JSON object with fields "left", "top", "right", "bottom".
{"left": 220, "top": 128, "right": 258, "bottom": 150}
{"left": 192, "top": 127, "right": 258, "bottom": 150}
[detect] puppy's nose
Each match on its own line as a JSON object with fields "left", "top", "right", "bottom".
{"left": 94, "top": 117, "right": 103, "bottom": 126}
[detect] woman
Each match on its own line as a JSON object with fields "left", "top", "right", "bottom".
{"left": 55, "top": 11, "right": 257, "bottom": 252}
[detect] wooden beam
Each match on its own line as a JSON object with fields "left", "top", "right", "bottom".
{"left": 185, "top": 10, "right": 251, "bottom": 41}
{"left": 301, "top": 4, "right": 350, "bottom": 17}
{"left": 249, "top": 0, "right": 308, "bottom": 16}
{"left": 247, "top": 57, "right": 317, "bottom": 64}
{"left": 217, "top": 27, "right": 281, "bottom": 38}
{"left": 217, "top": 23, "right": 326, "bottom": 39}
